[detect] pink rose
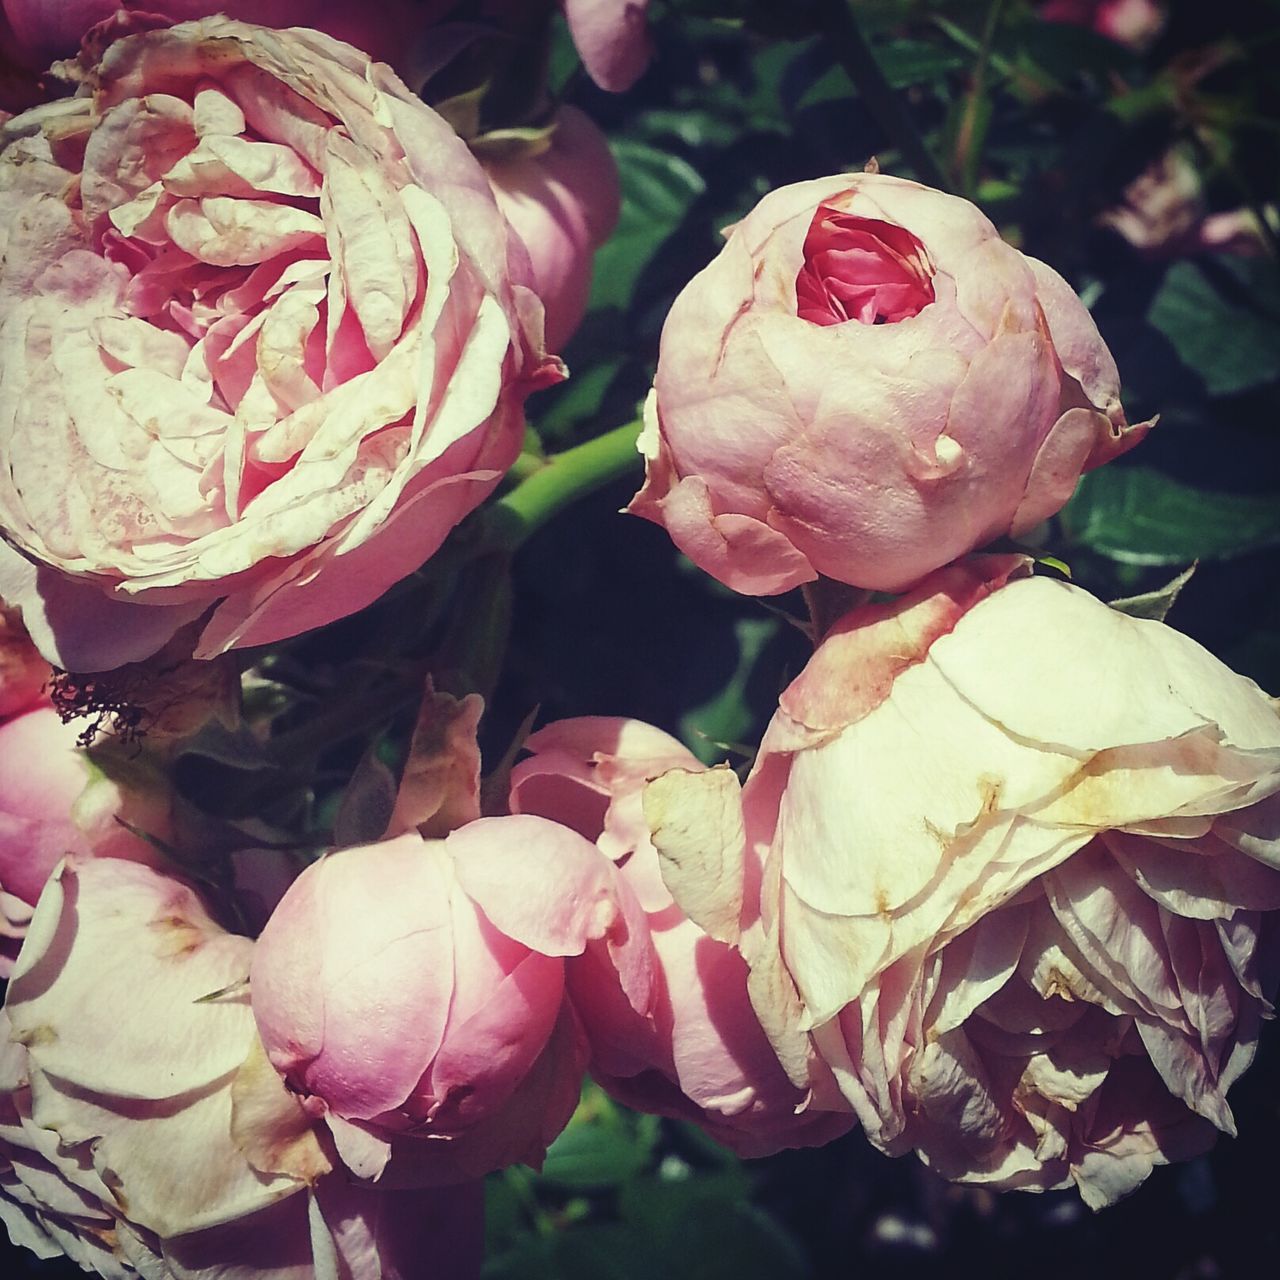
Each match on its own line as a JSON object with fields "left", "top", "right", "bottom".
{"left": 1040, "top": 0, "right": 1165, "bottom": 49}
{"left": 511, "top": 716, "right": 853, "bottom": 1156}
{"left": 0, "top": 708, "right": 96, "bottom": 916}
{"left": 646, "top": 558, "right": 1280, "bottom": 1206}
{"left": 1099, "top": 148, "right": 1272, "bottom": 259}
{"left": 250, "top": 816, "right": 629, "bottom": 1185}
{"left": 1, "top": 856, "right": 483, "bottom": 1278}
{"left": 0, "top": 611, "right": 162, "bottom": 972}
{"left": 0, "top": 17, "right": 555, "bottom": 672}
{"left": 562, "top": 0, "right": 652, "bottom": 92}
{"left": 629, "top": 173, "right": 1149, "bottom": 596}
{"left": 0, "top": 0, "right": 449, "bottom": 71}
{"left": 485, "top": 106, "right": 621, "bottom": 352}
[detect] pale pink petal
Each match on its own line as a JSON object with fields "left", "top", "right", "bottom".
{"left": 447, "top": 815, "right": 619, "bottom": 956}
{"left": 562, "top": 0, "right": 652, "bottom": 91}
{"left": 251, "top": 836, "right": 457, "bottom": 1121}
{"left": 7, "top": 860, "right": 255, "bottom": 1100}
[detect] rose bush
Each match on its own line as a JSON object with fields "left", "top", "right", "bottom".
{"left": 645, "top": 557, "right": 1280, "bottom": 1205}
{"left": 1, "top": 856, "right": 484, "bottom": 1279}
{"left": 250, "top": 816, "right": 634, "bottom": 1185}
{"left": 510, "top": 716, "right": 853, "bottom": 1156}
{"left": 0, "top": 16, "right": 555, "bottom": 671}
{"left": 629, "top": 172, "right": 1149, "bottom": 596}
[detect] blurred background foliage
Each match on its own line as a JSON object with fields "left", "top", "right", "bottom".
{"left": 9, "top": 0, "right": 1280, "bottom": 1275}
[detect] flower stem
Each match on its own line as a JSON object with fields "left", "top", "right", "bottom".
{"left": 488, "top": 417, "right": 644, "bottom": 550}
{"left": 815, "top": 0, "right": 950, "bottom": 192}
{"left": 952, "top": 0, "right": 1006, "bottom": 196}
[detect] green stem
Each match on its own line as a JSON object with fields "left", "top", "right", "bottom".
{"left": 815, "top": 0, "right": 950, "bottom": 192}
{"left": 505, "top": 450, "right": 547, "bottom": 484}
{"left": 431, "top": 551, "right": 514, "bottom": 703}
{"left": 488, "top": 417, "right": 644, "bottom": 550}
{"left": 952, "top": 0, "right": 1005, "bottom": 195}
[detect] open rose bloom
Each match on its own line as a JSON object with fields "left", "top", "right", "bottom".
{"left": 1, "top": 856, "right": 484, "bottom": 1278}
{"left": 630, "top": 173, "right": 1149, "bottom": 596}
{"left": 510, "top": 717, "right": 854, "bottom": 1156}
{"left": 646, "top": 558, "right": 1280, "bottom": 1206}
{"left": 0, "top": 16, "right": 553, "bottom": 671}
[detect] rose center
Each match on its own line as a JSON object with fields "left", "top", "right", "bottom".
{"left": 795, "top": 207, "right": 935, "bottom": 326}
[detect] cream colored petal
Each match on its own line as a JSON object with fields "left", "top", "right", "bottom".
{"left": 645, "top": 766, "right": 745, "bottom": 946}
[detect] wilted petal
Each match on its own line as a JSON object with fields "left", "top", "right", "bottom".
{"left": 7, "top": 860, "right": 255, "bottom": 1100}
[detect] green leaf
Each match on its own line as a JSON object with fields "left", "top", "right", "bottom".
{"left": 1109, "top": 564, "right": 1197, "bottom": 621}
{"left": 673, "top": 1202, "right": 810, "bottom": 1280}
{"left": 1148, "top": 256, "right": 1280, "bottom": 397}
{"left": 1061, "top": 467, "right": 1280, "bottom": 565}
{"left": 485, "top": 1227, "right": 665, "bottom": 1280}
{"left": 539, "top": 1093, "right": 658, "bottom": 1190}
{"left": 588, "top": 141, "right": 706, "bottom": 313}
{"left": 876, "top": 38, "right": 968, "bottom": 90}
{"left": 617, "top": 1166, "right": 808, "bottom": 1279}
{"left": 618, "top": 1171, "right": 751, "bottom": 1247}
{"left": 1011, "top": 17, "right": 1137, "bottom": 84}
{"left": 549, "top": 1226, "right": 666, "bottom": 1280}
{"left": 483, "top": 1237, "right": 559, "bottom": 1280}
{"left": 482, "top": 1176, "right": 526, "bottom": 1255}
{"left": 679, "top": 617, "right": 778, "bottom": 764}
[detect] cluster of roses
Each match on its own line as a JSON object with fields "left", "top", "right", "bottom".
{"left": 0, "top": 4, "right": 1277, "bottom": 1280}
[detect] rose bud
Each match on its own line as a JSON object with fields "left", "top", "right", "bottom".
{"left": 0, "top": 16, "right": 557, "bottom": 672}
{"left": 629, "top": 173, "right": 1149, "bottom": 597}
{"left": 646, "top": 557, "right": 1280, "bottom": 1207}
{"left": 485, "top": 107, "right": 621, "bottom": 352}
{"left": 1, "top": 856, "right": 483, "bottom": 1278}
{"left": 511, "top": 716, "right": 853, "bottom": 1156}
{"left": 1039, "top": 0, "right": 1165, "bottom": 49}
{"left": 562, "top": 0, "right": 652, "bottom": 92}
{"left": 250, "top": 816, "right": 630, "bottom": 1185}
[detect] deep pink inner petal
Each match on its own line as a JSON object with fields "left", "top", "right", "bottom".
{"left": 795, "top": 207, "right": 936, "bottom": 326}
